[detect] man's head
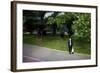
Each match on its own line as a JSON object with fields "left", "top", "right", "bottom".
{"left": 69, "top": 38, "right": 71, "bottom": 41}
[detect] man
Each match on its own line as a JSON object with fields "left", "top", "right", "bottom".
{"left": 68, "top": 38, "right": 74, "bottom": 54}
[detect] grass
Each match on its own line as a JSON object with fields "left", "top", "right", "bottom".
{"left": 23, "top": 34, "right": 90, "bottom": 55}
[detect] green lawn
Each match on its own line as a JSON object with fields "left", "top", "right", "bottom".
{"left": 23, "top": 34, "right": 90, "bottom": 55}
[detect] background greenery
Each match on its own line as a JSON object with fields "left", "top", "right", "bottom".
{"left": 23, "top": 10, "right": 91, "bottom": 55}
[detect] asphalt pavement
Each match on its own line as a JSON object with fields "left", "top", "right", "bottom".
{"left": 23, "top": 44, "right": 90, "bottom": 62}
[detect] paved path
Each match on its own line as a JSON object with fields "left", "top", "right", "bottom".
{"left": 23, "top": 44, "right": 90, "bottom": 62}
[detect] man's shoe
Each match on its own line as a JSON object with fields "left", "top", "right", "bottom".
{"left": 72, "top": 52, "right": 74, "bottom": 54}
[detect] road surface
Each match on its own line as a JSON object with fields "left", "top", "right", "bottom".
{"left": 23, "top": 44, "right": 90, "bottom": 62}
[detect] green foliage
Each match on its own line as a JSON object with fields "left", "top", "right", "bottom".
{"left": 24, "top": 11, "right": 91, "bottom": 42}
{"left": 47, "top": 17, "right": 55, "bottom": 25}
{"left": 47, "top": 12, "right": 74, "bottom": 25}
{"left": 73, "top": 13, "right": 91, "bottom": 42}
{"left": 50, "top": 12, "right": 91, "bottom": 41}
{"left": 55, "top": 14, "right": 66, "bottom": 26}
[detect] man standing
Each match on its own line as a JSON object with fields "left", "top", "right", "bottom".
{"left": 68, "top": 38, "right": 74, "bottom": 54}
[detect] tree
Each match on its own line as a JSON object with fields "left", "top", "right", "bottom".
{"left": 46, "top": 12, "right": 59, "bottom": 35}
{"left": 73, "top": 13, "right": 91, "bottom": 42}
{"left": 46, "top": 12, "right": 75, "bottom": 37}
{"left": 24, "top": 18, "right": 35, "bottom": 34}
{"left": 64, "top": 13, "right": 75, "bottom": 37}
{"left": 23, "top": 10, "right": 46, "bottom": 36}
